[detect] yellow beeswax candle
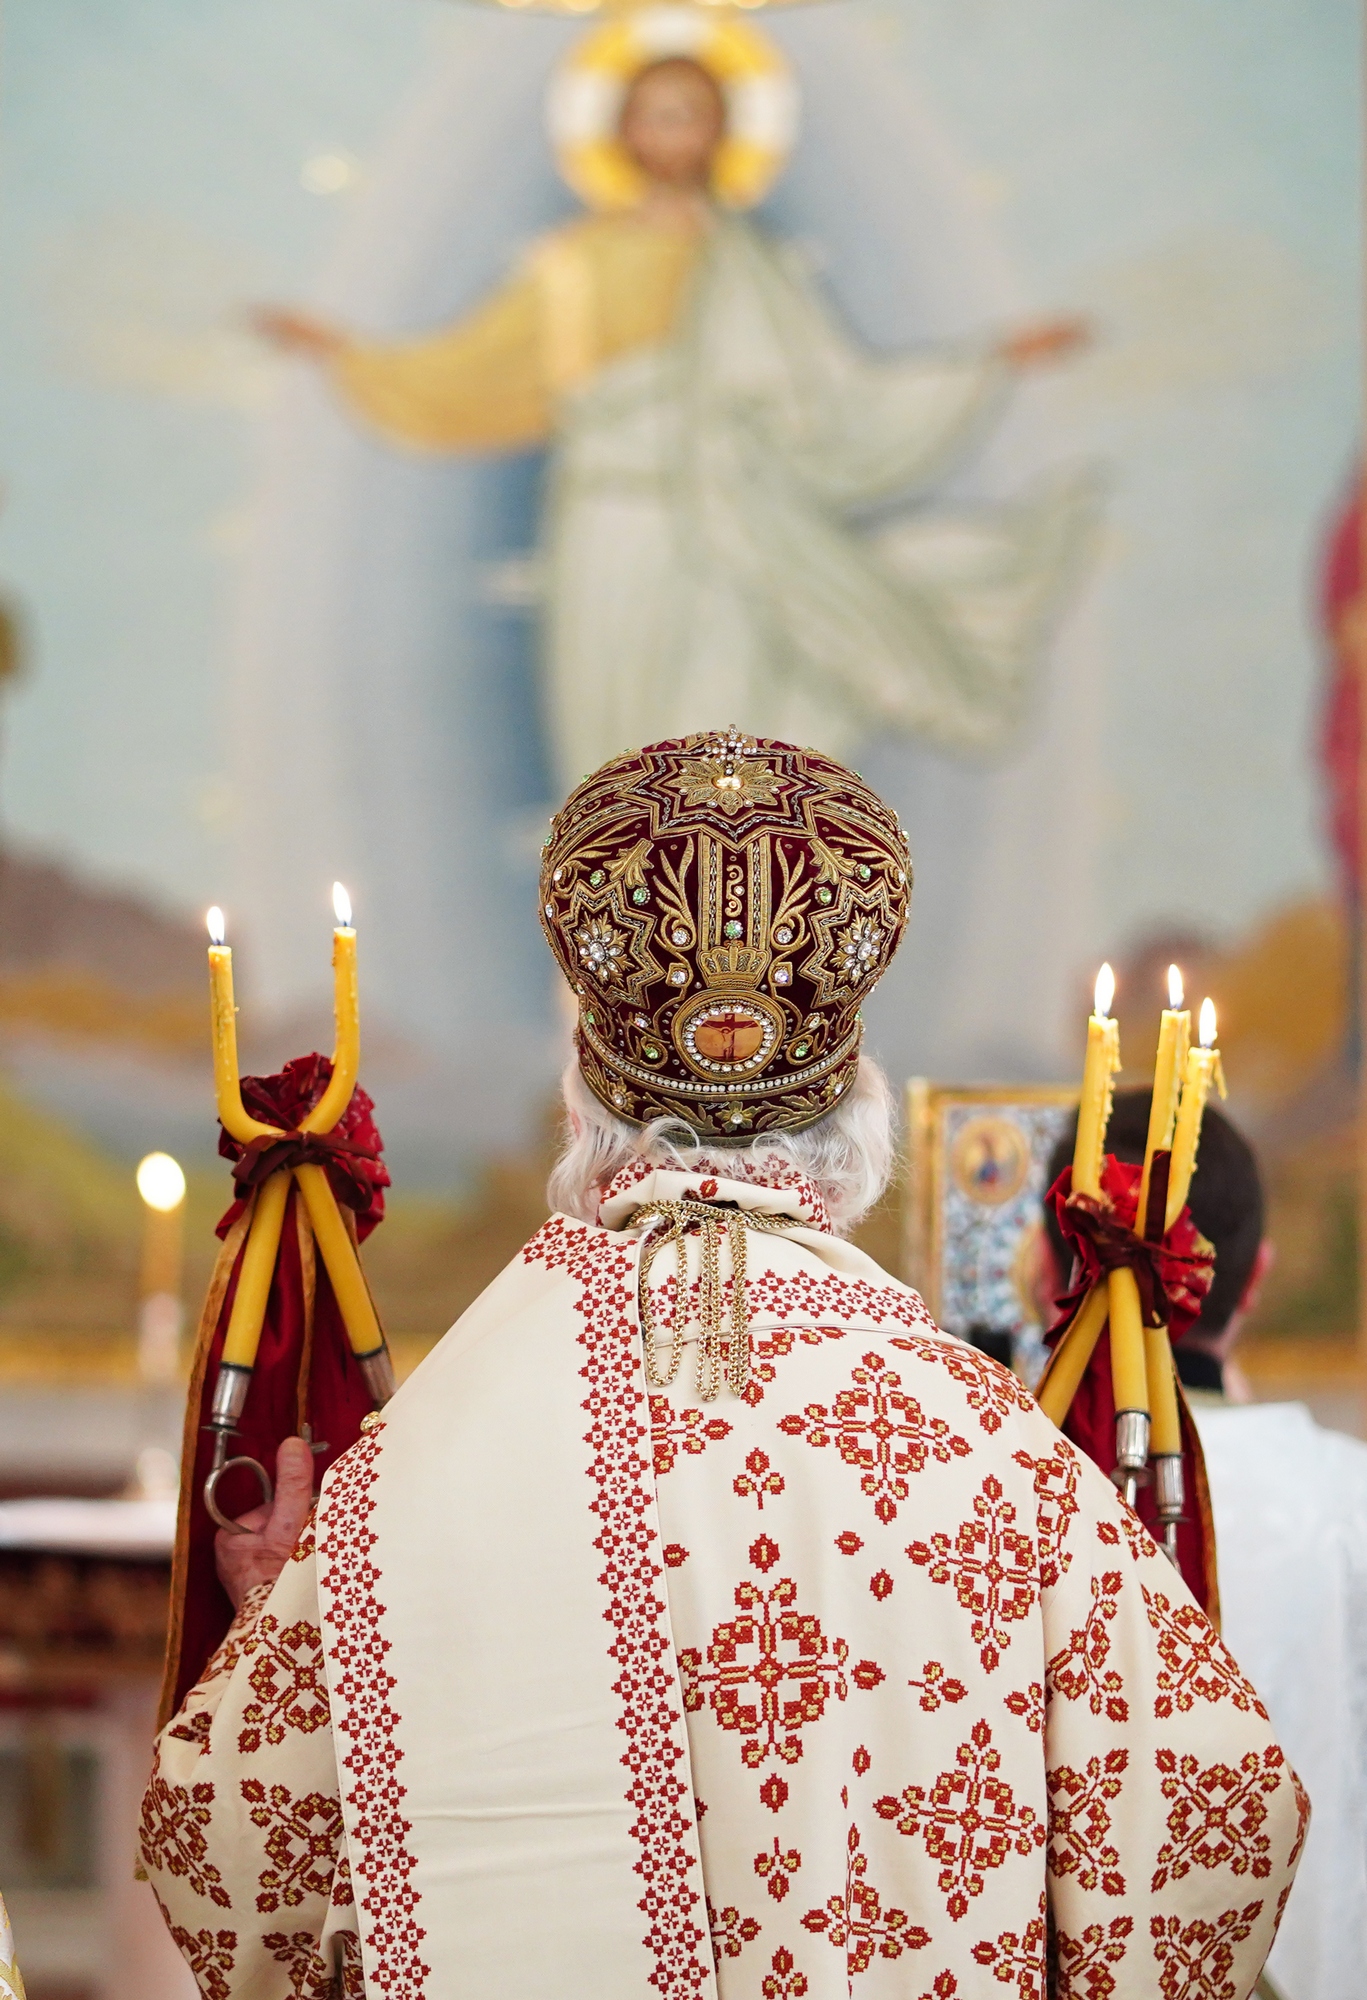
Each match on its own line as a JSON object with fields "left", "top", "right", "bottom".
{"left": 1072, "top": 963, "right": 1120, "bottom": 1200}
{"left": 206, "top": 909, "right": 281, "bottom": 1146}
{"left": 1037, "top": 1281, "right": 1110, "bottom": 1427}
{"left": 294, "top": 1161, "right": 385, "bottom": 1358}
{"left": 302, "top": 884, "right": 359, "bottom": 1136}
{"left": 1166, "top": 999, "right": 1226, "bottom": 1228}
{"left": 1144, "top": 1321, "right": 1183, "bottom": 1458}
{"left": 1137, "top": 964, "right": 1191, "bottom": 1235}
{"left": 220, "top": 1169, "right": 292, "bottom": 1368}
{"left": 1108, "top": 1266, "right": 1148, "bottom": 1414}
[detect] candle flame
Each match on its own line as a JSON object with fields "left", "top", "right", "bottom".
{"left": 1094, "top": 962, "right": 1115, "bottom": 1019}
{"left": 332, "top": 881, "right": 353, "bottom": 928}
{"left": 206, "top": 907, "right": 226, "bottom": 947}
{"left": 136, "top": 1151, "right": 186, "bottom": 1213}
{"left": 1199, "top": 997, "right": 1217, "bottom": 1048}
{"left": 1168, "top": 963, "right": 1184, "bottom": 1009}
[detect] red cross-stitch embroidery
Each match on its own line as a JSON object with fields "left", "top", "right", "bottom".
{"left": 741, "top": 1325, "right": 849, "bottom": 1408}
{"left": 745, "top": 1266, "right": 935, "bottom": 1340}
{"left": 169, "top": 1923, "right": 237, "bottom": 2000}
{"left": 1149, "top": 1901, "right": 1264, "bottom": 2000}
{"left": 238, "top": 1615, "right": 330, "bottom": 1754}
{"left": 1047, "top": 1571, "right": 1128, "bottom": 1721}
{"left": 242, "top": 1778, "right": 344, "bottom": 1915}
{"left": 909, "top": 1660, "right": 967, "bottom": 1712}
{"left": 168, "top": 1709, "right": 214, "bottom": 1755}
{"left": 906, "top": 1473, "right": 1037, "bottom": 1671}
{"left": 1096, "top": 1509, "right": 1159, "bottom": 1567}
{"left": 706, "top": 1899, "right": 761, "bottom": 1961}
{"left": 1003, "top": 1685, "right": 1044, "bottom": 1733}
{"left": 874, "top": 1720, "right": 1045, "bottom": 1921}
{"left": 1011, "top": 1446, "right": 1082, "bottom": 1588}
{"left": 763, "top": 1946, "right": 810, "bottom": 1998}
{"left": 889, "top": 1334, "right": 1038, "bottom": 1432}
{"left": 525, "top": 1218, "right": 711, "bottom": 1998}
{"left": 734, "top": 1448, "right": 786, "bottom": 1510}
{"left": 780, "top": 1350, "right": 971, "bottom": 1525}
{"left": 1288, "top": 1767, "right": 1311, "bottom": 1868}
{"left": 1142, "top": 1588, "right": 1270, "bottom": 1721}
{"left": 264, "top": 1929, "right": 334, "bottom": 1997}
{"left": 319, "top": 1428, "right": 429, "bottom": 1997}
{"left": 651, "top": 1396, "right": 732, "bottom": 1477}
{"left": 678, "top": 1534, "right": 881, "bottom": 1788}
{"left": 1151, "top": 1746, "right": 1285, "bottom": 1891}
{"left": 1054, "top": 1916, "right": 1133, "bottom": 2000}
{"left": 1048, "top": 1749, "right": 1127, "bottom": 1897}
{"left": 755, "top": 1839, "right": 802, "bottom": 1902}
{"left": 140, "top": 1768, "right": 231, "bottom": 1909}
{"left": 341, "top": 1934, "right": 366, "bottom": 1999}
{"left": 971, "top": 1898, "right": 1048, "bottom": 2000}
{"left": 915, "top": 1975, "right": 961, "bottom": 2000}
{"left": 801, "top": 1823, "right": 930, "bottom": 1977}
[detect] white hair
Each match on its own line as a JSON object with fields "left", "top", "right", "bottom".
{"left": 549, "top": 1054, "right": 896, "bottom": 1236}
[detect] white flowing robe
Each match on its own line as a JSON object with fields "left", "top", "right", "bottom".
{"left": 547, "top": 220, "right": 1097, "bottom": 786}
{"left": 142, "top": 1165, "right": 1301, "bottom": 1999}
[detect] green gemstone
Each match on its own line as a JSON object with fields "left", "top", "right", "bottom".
{"left": 631, "top": 886, "right": 648, "bottom": 905}
{"left": 724, "top": 920, "right": 743, "bottom": 938}
{"left": 794, "top": 1041, "right": 811, "bottom": 1059}
{"left": 644, "top": 1044, "right": 661, "bottom": 1061}
{"left": 589, "top": 869, "right": 605, "bottom": 886}
{"left": 857, "top": 864, "right": 871, "bottom": 881}
{"left": 816, "top": 887, "right": 833, "bottom": 905}
{"left": 584, "top": 1011, "right": 596, "bottom": 1027}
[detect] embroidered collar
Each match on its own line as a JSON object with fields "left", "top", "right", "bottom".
{"left": 597, "top": 1158, "right": 832, "bottom": 1235}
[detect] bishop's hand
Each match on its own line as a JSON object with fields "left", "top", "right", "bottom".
{"left": 214, "top": 1435, "right": 316, "bottom": 1612}
{"left": 252, "top": 306, "right": 345, "bottom": 358}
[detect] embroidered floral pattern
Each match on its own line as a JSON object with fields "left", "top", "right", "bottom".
{"left": 651, "top": 1396, "right": 732, "bottom": 1477}
{"left": 874, "top": 1722, "right": 1045, "bottom": 1921}
{"left": 1149, "top": 1902, "right": 1264, "bottom": 2000}
{"left": 906, "top": 1475, "right": 1037, "bottom": 1671}
{"left": 140, "top": 1770, "right": 231, "bottom": 1910}
{"left": 1151, "top": 1748, "right": 1285, "bottom": 1891}
{"left": 1012, "top": 1446, "right": 1083, "bottom": 1588}
{"left": 890, "top": 1336, "right": 1038, "bottom": 1433}
{"left": 264, "top": 1929, "right": 335, "bottom": 1997}
{"left": 678, "top": 1535, "right": 880, "bottom": 1789}
{"left": 1143, "top": 1590, "right": 1270, "bottom": 1722}
{"left": 970, "top": 1901, "right": 1048, "bottom": 2000}
{"left": 707, "top": 1898, "right": 761, "bottom": 1962}
{"left": 241, "top": 1778, "right": 343, "bottom": 1914}
{"left": 801, "top": 1824, "right": 930, "bottom": 1976}
{"left": 762, "top": 1946, "right": 810, "bottom": 1998}
{"left": 169, "top": 1923, "right": 237, "bottom": 2000}
{"left": 238, "top": 1616, "right": 330, "bottom": 1754}
{"left": 780, "top": 1351, "right": 971, "bottom": 1525}
{"left": 734, "top": 1448, "right": 786, "bottom": 1510}
{"left": 1054, "top": 1916, "right": 1133, "bottom": 2000}
{"left": 1003, "top": 1685, "right": 1044, "bottom": 1734}
{"left": 320, "top": 1428, "right": 430, "bottom": 1996}
{"left": 755, "top": 1840, "right": 803, "bottom": 1903}
{"left": 1047, "top": 1572, "right": 1128, "bottom": 1722}
{"left": 1048, "top": 1750, "right": 1128, "bottom": 1897}
{"left": 743, "top": 1326, "right": 849, "bottom": 1408}
{"left": 908, "top": 1661, "right": 968, "bottom": 1712}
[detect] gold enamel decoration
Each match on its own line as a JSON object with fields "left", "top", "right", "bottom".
{"left": 540, "top": 729, "right": 912, "bottom": 1140}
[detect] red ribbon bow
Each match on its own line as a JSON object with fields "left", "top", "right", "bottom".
{"left": 216, "top": 1051, "right": 389, "bottom": 1239}
{"left": 1046, "top": 1155, "right": 1215, "bottom": 1343}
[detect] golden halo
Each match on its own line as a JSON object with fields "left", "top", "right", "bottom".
{"left": 546, "top": 5, "right": 800, "bottom": 211}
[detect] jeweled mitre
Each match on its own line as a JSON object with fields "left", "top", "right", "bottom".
{"left": 540, "top": 729, "right": 912, "bottom": 1139}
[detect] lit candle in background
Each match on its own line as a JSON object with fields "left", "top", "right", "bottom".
{"left": 301, "top": 882, "right": 358, "bottom": 1137}
{"left": 206, "top": 908, "right": 278, "bottom": 1145}
{"left": 1072, "top": 963, "right": 1120, "bottom": 1200}
{"left": 135, "top": 1151, "right": 186, "bottom": 1387}
{"left": 1166, "top": 998, "right": 1225, "bottom": 1228}
{"left": 1137, "top": 964, "right": 1190, "bottom": 1234}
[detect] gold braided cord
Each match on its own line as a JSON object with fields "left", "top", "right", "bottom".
{"left": 634, "top": 1199, "right": 796, "bottom": 1401}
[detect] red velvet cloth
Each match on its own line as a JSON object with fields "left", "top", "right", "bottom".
{"left": 1042, "top": 1157, "right": 1220, "bottom": 1617}
{"left": 161, "top": 1055, "right": 389, "bottom": 1720}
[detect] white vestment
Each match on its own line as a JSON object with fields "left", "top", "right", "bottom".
{"left": 1192, "top": 1400, "right": 1367, "bottom": 2000}
{"left": 143, "top": 1165, "right": 1302, "bottom": 1998}
{"left": 547, "top": 220, "right": 1097, "bottom": 788}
